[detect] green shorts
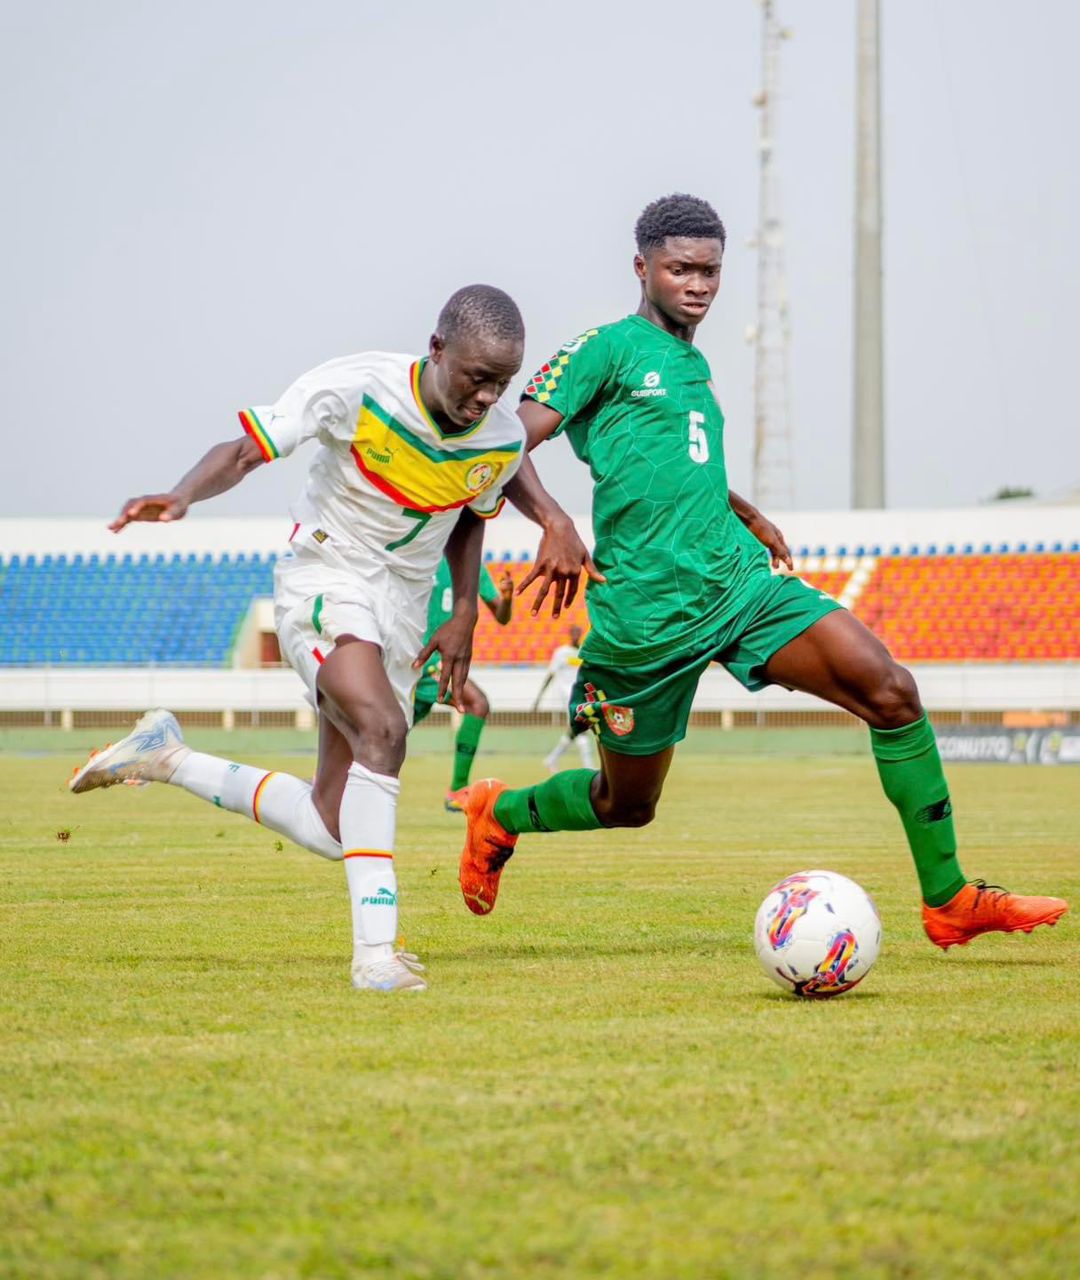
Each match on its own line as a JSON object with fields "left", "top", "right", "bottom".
{"left": 570, "top": 573, "right": 842, "bottom": 756}
{"left": 411, "top": 664, "right": 440, "bottom": 727}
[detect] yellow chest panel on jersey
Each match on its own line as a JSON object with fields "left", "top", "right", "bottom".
{"left": 349, "top": 397, "right": 520, "bottom": 514}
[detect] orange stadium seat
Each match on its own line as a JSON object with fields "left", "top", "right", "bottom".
{"left": 851, "top": 553, "right": 1079, "bottom": 662}
{"left": 471, "top": 552, "right": 1078, "bottom": 666}
{"left": 1, "top": 549, "right": 1074, "bottom": 668}
{"left": 472, "top": 559, "right": 591, "bottom": 664}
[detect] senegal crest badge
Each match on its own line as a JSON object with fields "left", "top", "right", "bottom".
{"left": 465, "top": 460, "right": 501, "bottom": 492}
{"left": 602, "top": 703, "right": 635, "bottom": 737}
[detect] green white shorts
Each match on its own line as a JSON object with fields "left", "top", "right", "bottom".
{"left": 569, "top": 573, "right": 842, "bottom": 756}
{"left": 274, "top": 551, "right": 426, "bottom": 725}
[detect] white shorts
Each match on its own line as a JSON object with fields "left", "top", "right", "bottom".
{"left": 273, "top": 552, "right": 428, "bottom": 725}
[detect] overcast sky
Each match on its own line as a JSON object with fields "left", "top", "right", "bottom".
{"left": 3, "top": 0, "right": 1078, "bottom": 522}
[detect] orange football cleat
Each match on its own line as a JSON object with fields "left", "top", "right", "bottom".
{"left": 922, "top": 879, "right": 1068, "bottom": 950}
{"left": 444, "top": 787, "right": 469, "bottom": 814}
{"left": 459, "top": 778, "right": 518, "bottom": 916}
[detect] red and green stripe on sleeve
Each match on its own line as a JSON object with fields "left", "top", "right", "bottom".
{"left": 239, "top": 409, "right": 280, "bottom": 461}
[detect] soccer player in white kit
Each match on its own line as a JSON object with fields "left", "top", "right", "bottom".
{"left": 532, "top": 624, "right": 597, "bottom": 772}
{"left": 70, "top": 286, "right": 535, "bottom": 992}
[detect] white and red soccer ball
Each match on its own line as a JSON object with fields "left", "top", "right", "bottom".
{"left": 754, "top": 870, "right": 882, "bottom": 998}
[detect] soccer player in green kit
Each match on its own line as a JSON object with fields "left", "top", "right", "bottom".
{"left": 460, "top": 193, "right": 1069, "bottom": 949}
{"left": 413, "top": 557, "right": 515, "bottom": 810}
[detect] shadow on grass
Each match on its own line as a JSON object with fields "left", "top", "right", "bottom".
{"left": 751, "top": 988, "right": 885, "bottom": 1004}
{"left": 103, "top": 952, "right": 335, "bottom": 970}
{"left": 439, "top": 938, "right": 723, "bottom": 962}
{"left": 105, "top": 939, "right": 727, "bottom": 968}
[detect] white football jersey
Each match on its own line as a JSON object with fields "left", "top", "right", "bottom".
{"left": 240, "top": 352, "right": 524, "bottom": 581}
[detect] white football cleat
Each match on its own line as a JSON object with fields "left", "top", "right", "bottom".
{"left": 352, "top": 951, "right": 428, "bottom": 993}
{"left": 69, "top": 709, "right": 190, "bottom": 794}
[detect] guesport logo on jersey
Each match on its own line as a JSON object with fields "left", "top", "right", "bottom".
{"left": 631, "top": 370, "right": 667, "bottom": 399}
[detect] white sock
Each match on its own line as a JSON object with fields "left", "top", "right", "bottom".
{"left": 340, "top": 761, "right": 400, "bottom": 969}
{"left": 168, "top": 751, "right": 342, "bottom": 860}
{"left": 546, "top": 733, "right": 571, "bottom": 767}
{"left": 575, "top": 732, "right": 598, "bottom": 770}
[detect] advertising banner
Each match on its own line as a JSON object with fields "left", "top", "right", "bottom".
{"left": 937, "top": 727, "right": 1080, "bottom": 765}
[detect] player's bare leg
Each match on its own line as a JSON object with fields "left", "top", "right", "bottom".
{"left": 762, "top": 609, "right": 1068, "bottom": 946}
{"left": 316, "top": 636, "right": 426, "bottom": 991}
{"left": 309, "top": 709, "right": 354, "bottom": 841}
{"left": 589, "top": 744, "right": 675, "bottom": 828}
{"left": 459, "top": 743, "right": 675, "bottom": 915}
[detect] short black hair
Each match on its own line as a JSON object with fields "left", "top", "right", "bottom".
{"left": 437, "top": 284, "right": 524, "bottom": 346}
{"left": 634, "top": 194, "right": 726, "bottom": 255}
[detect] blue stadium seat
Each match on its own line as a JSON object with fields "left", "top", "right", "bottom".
{"left": 0, "top": 550, "right": 268, "bottom": 667}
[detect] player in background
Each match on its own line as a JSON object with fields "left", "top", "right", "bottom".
{"left": 459, "top": 195, "right": 1069, "bottom": 949}
{"left": 70, "top": 285, "right": 544, "bottom": 993}
{"left": 532, "top": 624, "right": 597, "bottom": 772}
{"left": 413, "top": 556, "right": 515, "bottom": 811}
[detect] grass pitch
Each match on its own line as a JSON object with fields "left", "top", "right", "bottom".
{"left": 2, "top": 733, "right": 1078, "bottom": 1279}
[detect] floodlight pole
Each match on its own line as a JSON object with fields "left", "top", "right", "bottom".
{"left": 853, "top": 0, "right": 885, "bottom": 508}
{"left": 751, "top": 0, "right": 795, "bottom": 511}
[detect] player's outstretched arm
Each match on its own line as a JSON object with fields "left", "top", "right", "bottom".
{"left": 505, "top": 400, "right": 605, "bottom": 618}
{"left": 109, "top": 435, "right": 267, "bottom": 531}
{"left": 728, "top": 489, "right": 793, "bottom": 570}
{"left": 413, "top": 509, "right": 484, "bottom": 712}
{"left": 485, "top": 571, "right": 515, "bottom": 626}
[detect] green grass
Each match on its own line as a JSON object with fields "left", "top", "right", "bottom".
{"left": 2, "top": 742, "right": 1077, "bottom": 1279}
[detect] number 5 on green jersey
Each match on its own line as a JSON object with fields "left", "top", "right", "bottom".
{"left": 688, "top": 411, "right": 709, "bottom": 464}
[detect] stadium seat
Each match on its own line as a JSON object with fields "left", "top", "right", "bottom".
{"left": 0, "top": 547, "right": 1076, "bottom": 669}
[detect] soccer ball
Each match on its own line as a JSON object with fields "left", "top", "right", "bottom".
{"left": 753, "top": 870, "right": 882, "bottom": 999}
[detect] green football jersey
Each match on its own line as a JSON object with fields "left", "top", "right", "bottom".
{"left": 523, "top": 314, "right": 770, "bottom": 664}
{"left": 424, "top": 556, "right": 500, "bottom": 642}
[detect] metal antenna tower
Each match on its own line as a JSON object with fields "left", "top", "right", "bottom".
{"left": 750, "top": 0, "right": 795, "bottom": 511}
{"left": 853, "top": 0, "right": 885, "bottom": 507}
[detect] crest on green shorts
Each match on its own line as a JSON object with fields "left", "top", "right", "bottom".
{"left": 602, "top": 704, "right": 635, "bottom": 736}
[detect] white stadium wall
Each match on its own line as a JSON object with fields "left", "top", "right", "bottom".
{"left": 1, "top": 506, "right": 1076, "bottom": 560}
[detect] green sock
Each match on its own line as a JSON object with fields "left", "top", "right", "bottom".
{"left": 870, "top": 714, "right": 966, "bottom": 907}
{"left": 451, "top": 714, "right": 485, "bottom": 791}
{"left": 494, "top": 769, "right": 604, "bottom": 835}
